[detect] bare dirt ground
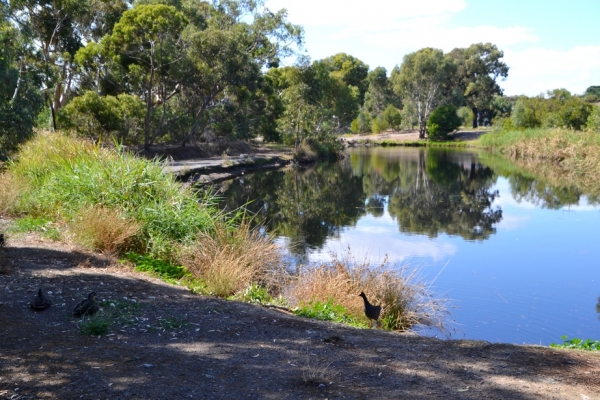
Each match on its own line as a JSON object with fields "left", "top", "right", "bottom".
{"left": 1, "top": 224, "right": 600, "bottom": 400}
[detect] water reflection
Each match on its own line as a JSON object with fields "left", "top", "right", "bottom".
{"left": 351, "top": 148, "right": 502, "bottom": 241}
{"left": 214, "top": 147, "right": 504, "bottom": 255}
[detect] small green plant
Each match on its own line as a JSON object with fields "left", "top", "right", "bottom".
{"left": 231, "top": 282, "right": 273, "bottom": 303}
{"left": 126, "top": 253, "right": 189, "bottom": 280}
{"left": 11, "top": 216, "right": 61, "bottom": 240}
{"left": 157, "top": 316, "right": 189, "bottom": 330}
{"left": 100, "top": 298, "right": 142, "bottom": 326}
{"left": 294, "top": 300, "right": 366, "bottom": 328}
{"left": 79, "top": 315, "right": 110, "bottom": 336}
{"left": 550, "top": 336, "right": 600, "bottom": 351}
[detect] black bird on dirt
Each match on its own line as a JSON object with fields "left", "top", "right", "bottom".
{"left": 359, "top": 291, "right": 381, "bottom": 329}
{"left": 0, "top": 233, "right": 5, "bottom": 248}
{"left": 73, "top": 291, "right": 99, "bottom": 317}
{"left": 30, "top": 288, "right": 52, "bottom": 311}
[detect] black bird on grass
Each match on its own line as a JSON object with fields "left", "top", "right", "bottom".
{"left": 73, "top": 291, "right": 99, "bottom": 317}
{"left": 359, "top": 291, "right": 381, "bottom": 329}
{"left": 30, "top": 288, "right": 52, "bottom": 311}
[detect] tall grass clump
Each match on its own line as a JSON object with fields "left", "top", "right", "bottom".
{"left": 478, "top": 128, "right": 600, "bottom": 194}
{"left": 0, "top": 172, "right": 26, "bottom": 215}
{"left": 179, "top": 216, "right": 282, "bottom": 297}
{"left": 285, "top": 249, "right": 447, "bottom": 331}
{"left": 5, "top": 131, "right": 220, "bottom": 256}
{"left": 68, "top": 205, "right": 141, "bottom": 253}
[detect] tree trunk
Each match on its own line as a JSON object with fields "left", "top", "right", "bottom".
{"left": 471, "top": 107, "right": 478, "bottom": 128}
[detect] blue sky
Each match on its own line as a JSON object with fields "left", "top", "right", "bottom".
{"left": 265, "top": 0, "right": 600, "bottom": 96}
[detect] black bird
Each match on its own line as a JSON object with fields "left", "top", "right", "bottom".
{"left": 0, "top": 233, "right": 5, "bottom": 248}
{"left": 73, "top": 291, "right": 99, "bottom": 317}
{"left": 30, "top": 288, "right": 52, "bottom": 311}
{"left": 359, "top": 291, "right": 381, "bottom": 329}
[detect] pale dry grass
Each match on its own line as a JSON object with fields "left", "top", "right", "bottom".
{"left": 285, "top": 248, "right": 447, "bottom": 331}
{"left": 301, "top": 353, "right": 338, "bottom": 385}
{"left": 293, "top": 141, "right": 318, "bottom": 162}
{"left": 179, "top": 218, "right": 282, "bottom": 297}
{"left": 68, "top": 205, "right": 141, "bottom": 254}
{"left": 0, "top": 172, "right": 26, "bottom": 216}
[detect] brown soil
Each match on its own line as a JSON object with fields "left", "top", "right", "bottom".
{"left": 2, "top": 226, "right": 600, "bottom": 400}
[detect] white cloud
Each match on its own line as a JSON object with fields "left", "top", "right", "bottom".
{"left": 266, "top": 0, "right": 466, "bottom": 27}
{"left": 501, "top": 46, "right": 600, "bottom": 96}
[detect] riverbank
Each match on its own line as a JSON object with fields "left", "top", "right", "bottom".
{"left": 2, "top": 229, "right": 600, "bottom": 399}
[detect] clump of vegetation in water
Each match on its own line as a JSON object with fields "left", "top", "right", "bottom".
{"left": 550, "top": 336, "right": 600, "bottom": 351}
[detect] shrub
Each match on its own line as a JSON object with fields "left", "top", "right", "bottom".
{"left": 587, "top": 106, "right": 600, "bottom": 133}
{"left": 382, "top": 105, "right": 402, "bottom": 132}
{"left": 179, "top": 216, "right": 282, "bottom": 297}
{"left": 68, "top": 205, "right": 141, "bottom": 253}
{"left": 426, "top": 104, "right": 461, "bottom": 141}
{"left": 6, "top": 131, "right": 219, "bottom": 257}
{"left": 284, "top": 249, "right": 447, "bottom": 331}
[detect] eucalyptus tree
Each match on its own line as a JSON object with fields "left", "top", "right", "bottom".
{"left": 5, "top": 0, "right": 126, "bottom": 130}
{"left": 0, "top": 17, "right": 43, "bottom": 158}
{"left": 321, "top": 52, "right": 369, "bottom": 103}
{"left": 363, "top": 66, "right": 396, "bottom": 116}
{"left": 391, "top": 48, "right": 455, "bottom": 139}
{"left": 102, "top": 4, "right": 188, "bottom": 149}
{"left": 448, "top": 43, "right": 509, "bottom": 128}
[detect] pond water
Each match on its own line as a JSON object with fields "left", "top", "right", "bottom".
{"left": 214, "top": 147, "right": 600, "bottom": 345}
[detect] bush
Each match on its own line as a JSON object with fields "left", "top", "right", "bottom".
{"left": 6, "top": 131, "right": 220, "bottom": 257}
{"left": 59, "top": 91, "right": 145, "bottom": 144}
{"left": 382, "top": 105, "right": 402, "bottom": 132}
{"left": 587, "top": 106, "right": 600, "bottom": 132}
{"left": 284, "top": 249, "right": 447, "bottom": 331}
{"left": 179, "top": 216, "right": 282, "bottom": 297}
{"left": 457, "top": 106, "right": 474, "bottom": 127}
{"left": 426, "top": 104, "right": 461, "bottom": 141}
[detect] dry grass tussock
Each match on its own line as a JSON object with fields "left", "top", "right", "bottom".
{"left": 285, "top": 249, "right": 447, "bottom": 331}
{"left": 179, "top": 217, "right": 283, "bottom": 297}
{"left": 301, "top": 353, "right": 338, "bottom": 385}
{"left": 293, "top": 141, "right": 318, "bottom": 162}
{"left": 68, "top": 205, "right": 141, "bottom": 254}
{"left": 0, "top": 172, "right": 26, "bottom": 216}
{"left": 505, "top": 131, "right": 600, "bottom": 195}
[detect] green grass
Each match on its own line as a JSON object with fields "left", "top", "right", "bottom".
{"left": 5, "top": 131, "right": 224, "bottom": 257}
{"left": 157, "top": 316, "right": 189, "bottom": 330}
{"left": 230, "top": 282, "right": 273, "bottom": 304}
{"left": 99, "top": 298, "right": 142, "bottom": 326}
{"left": 550, "top": 336, "right": 600, "bottom": 351}
{"left": 79, "top": 315, "right": 110, "bottom": 336}
{"left": 10, "top": 216, "right": 61, "bottom": 240}
{"left": 294, "top": 300, "right": 368, "bottom": 328}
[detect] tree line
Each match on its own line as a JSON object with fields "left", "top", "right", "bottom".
{"left": 1, "top": 0, "right": 599, "bottom": 160}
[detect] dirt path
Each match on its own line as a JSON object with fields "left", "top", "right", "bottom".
{"left": 1, "top": 231, "right": 599, "bottom": 399}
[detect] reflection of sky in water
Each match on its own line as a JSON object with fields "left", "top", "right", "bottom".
{"left": 278, "top": 176, "right": 600, "bottom": 345}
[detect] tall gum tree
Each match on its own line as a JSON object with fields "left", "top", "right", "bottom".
{"left": 391, "top": 48, "right": 455, "bottom": 139}
{"left": 104, "top": 4, "right": 188, "bottom": 150}
{"left": 448, "top": 43, "right": 509, "bottom": 128}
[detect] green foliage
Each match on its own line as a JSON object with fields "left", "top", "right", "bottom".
{"left": 371, "top": 114, "right": 388, "bottom": 134}
{"left": 550, "top": 336, "right": 600, "bottom": 351}
{"left": 79, "top": 315, "right": 110, "bottom": 336}
{"left": 126, "top": 253, "right": 189, "bottom": 280}
{"left": 59, "top": 91, "right": 145, "bottom": 144}
{"left": 585, "top": 86, "right": 600, "bottom": 98}
{"left": 157, "top": 316, "right": 189, "bottom": 330}
{"left": 587, "top": 106, "right": 600, "bottom": 132}
{"left": 363, "top": 67, "right": 397, "bottom": 116}
{"left": 426, "top": 104, "right": 461, "bottom": 140}
{"left": 294, "top": 300, "right": 366, "bottom": 328}
{"left": 322, "top": 53, "right": 369, "bottom": 103}
{"left": 382, "top": 105, "right": 402, "bottom": 131}
{"left": 7, "top": 132, "right": 221, "bottom": 257}
{"left": 0, "top": 22, "right": 43, "bottom": 159}
{"left": 392, "top": 48, "right": 456, "bottom": 138}
{"left": 11, "top": 216, "right": 61, "bottom": 240}
{"left": 232, "top": 282, "right": 273, "bottom": 304}
{"left": 457, "top": 106, "right": 474, "bottom": 127}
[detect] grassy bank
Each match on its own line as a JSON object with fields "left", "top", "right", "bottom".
{"left": 0, "top": 131, "right": 445, "bottom": 332}
{"left": 477, "top": 128, "right": 600, "bottom": 197}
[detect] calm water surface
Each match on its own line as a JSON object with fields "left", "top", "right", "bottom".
{"left": 215, "top": 147, "right": 600, "bottom": 345}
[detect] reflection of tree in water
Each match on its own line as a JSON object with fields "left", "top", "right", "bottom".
{"left": 215, "top": 161, "right": 366, "bottom": 257}
{"left": 508, "top": 175, "right": 583, "bottom": 209}
{"left": 356, "top": 148, "right": 502, "bottom": 240}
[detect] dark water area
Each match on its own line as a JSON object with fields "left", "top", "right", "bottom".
{"left": 213, "top": 146, "right": 600, "bottom": 345}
